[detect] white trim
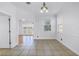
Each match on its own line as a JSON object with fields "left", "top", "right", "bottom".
{"left": 34, "top": 37, "right": 56, "bottom": 39}
{"left": 11, "top": 43, "right": 17, "bottom": 48}
{"left": 57, "top": 39, "right": 79, "bottom": 56}
{"left": 0, "top": 10, "right": 12, "bottom": 17}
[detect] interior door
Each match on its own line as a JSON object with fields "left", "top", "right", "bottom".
{"left": 0, "top": 16, "right": 9, "bottom": 48}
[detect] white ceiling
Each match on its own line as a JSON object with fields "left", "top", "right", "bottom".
{"left": 11, "top": 2, "right": 65, "bottom": 16}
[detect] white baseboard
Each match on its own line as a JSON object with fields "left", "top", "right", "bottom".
{"left": 57, "top": 39, "right": 79, "bottom": 55}
{"left": 34, "top": 37, "right": 56, "bottom": 39}
{"left": 11, "top": 43, "right": 17, "bottom": 48}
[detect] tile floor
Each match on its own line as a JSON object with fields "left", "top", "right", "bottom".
{"left": 0, "top": 36, "right": 78, "bottom": 56}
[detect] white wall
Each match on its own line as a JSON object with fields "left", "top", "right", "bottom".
{"left": 0, "top": 16, "right": 9, "bottom": 48}
{"left": 34, "top": 16, "right": 56, "bottom": 39}
{"left": 19, "top": 20, "right": 23, "bottom": 35}
{"left": 11, "top": 16, "right": 19, "bottom": 48}
{"left": 57, "top": 3, "right": 79, "bottom": 55}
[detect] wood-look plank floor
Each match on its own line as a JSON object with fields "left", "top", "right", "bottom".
{"left": 0, "top": 37, "right": 78, "bottom": 56}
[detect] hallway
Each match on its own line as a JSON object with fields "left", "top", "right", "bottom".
{"left": 0, "top": 36, "right": 77, "bottom": 56}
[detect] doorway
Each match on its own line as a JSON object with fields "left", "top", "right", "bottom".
{"left": 22, "top": 23, "right": 33, "bottom": 36}
{"left": 18, "top": 23, "right": 34, "bottom": 46}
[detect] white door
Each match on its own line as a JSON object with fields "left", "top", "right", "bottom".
{"left": 0, "top": 16, "right": 9, "bottom": 48}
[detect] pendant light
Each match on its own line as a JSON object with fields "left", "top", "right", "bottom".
{"left": 40, "top": 2, "right": 48, "bottom": 13}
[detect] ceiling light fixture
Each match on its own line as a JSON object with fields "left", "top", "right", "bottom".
{"left": 40, "top": 2, "right": 48, "bottom": 13}
{"left": 26, "top": 2, "right": 31, "bottom": 5}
